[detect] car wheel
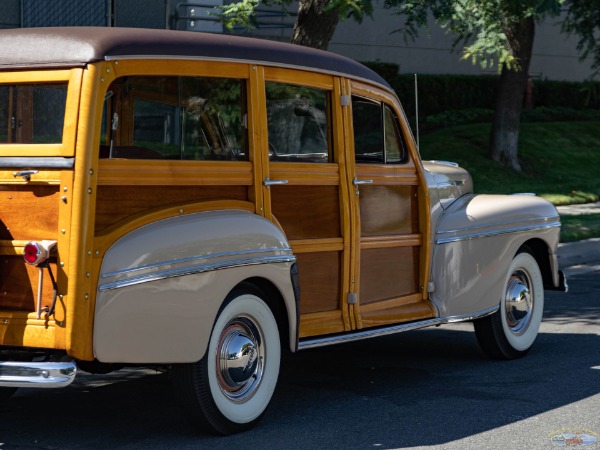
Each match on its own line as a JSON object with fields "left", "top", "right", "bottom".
{"left": 474, "top": 249, "right": 544, "bottom": 360}
{"left": 172, "top": 283, "right": 281, "bottom": 435}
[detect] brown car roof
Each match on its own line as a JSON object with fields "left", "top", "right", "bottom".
{"left": 0, "top": 27, "right": 390, "bottom": 89}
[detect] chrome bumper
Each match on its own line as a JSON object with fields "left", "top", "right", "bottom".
{"left": 0, "top": 361, "right": 77, "bottom": 388}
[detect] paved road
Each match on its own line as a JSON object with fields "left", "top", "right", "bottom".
{"left": 1, "top": 251, "right": 599, "bottom": 449}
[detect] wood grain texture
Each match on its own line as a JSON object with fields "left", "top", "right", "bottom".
{"left": 271, "top": 185, "right": 341, "bottom": 239}
{"left": 0, "top": 185, "right": 59, "bottom": 240}
{"left": 296, "top": 251, "right": 341, "bottom": 314}
{"left": 0, "top": 257, "right": 58, "bottom": 312}
{"left": 359, "top": 185, "right": 418, "bottom": 237}
{"left": 94, "top": 185, "right": 249, "bottom": 232}
{"left": 359, "top": 246, "right": 419, "bottom": 304}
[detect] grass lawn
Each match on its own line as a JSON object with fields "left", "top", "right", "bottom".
{"left": 418, "top": 121, "right": 600, "bottom": 241}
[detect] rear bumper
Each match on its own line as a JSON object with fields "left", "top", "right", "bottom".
{"left": 0, "top": 361, "right": 77, "bottom": 388}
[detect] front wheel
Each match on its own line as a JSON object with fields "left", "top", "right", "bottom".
{"left": 474, "top": 250, "right": 544, "bottom": 360}
{"left": 172, "top": 283, "right": 281, "bottom": 435}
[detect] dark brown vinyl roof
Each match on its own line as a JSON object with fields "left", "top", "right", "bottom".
{"left": 0, "top": 27, "right": 390, "bottom": 89}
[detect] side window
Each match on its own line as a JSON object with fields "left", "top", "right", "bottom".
{"left": 265, "top": 82, "right": 331, "bottom": 163}
{"left": 0, "top": 83, "right": 67, "bottom": 144}
{"left": 352, "top": 96, "right": 408, "bottom": 164}
{"left": 101, "top": 76, "right": 247, "bottom": 160}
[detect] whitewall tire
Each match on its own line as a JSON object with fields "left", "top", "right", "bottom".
{"left": 474, "top": 249, "right": 544, "bottom": 360}
{"left": 172, "top": 282, "right": 281, "bottom": 435}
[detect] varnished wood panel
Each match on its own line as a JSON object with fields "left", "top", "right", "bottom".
{"left": 0, "top": 185, "right": 59, "bottom": 240}
{"left": 296, "top": 251, "right": 341, "bottom": 314}
{"left": 271, "top": 185, "right": 341, "bottom": 239}
{"left": 359, "top": 246, "right": 418, "bottom": 305}
{"left": 359, "top": 185, "right": 418, "bottom": 236}
{"left": 359, "top": 300, "right": 435, "bottom": 328}
{"left": 0, "top": 257, "right": 57, "bottom": 312}
{"left": 94, "top": 185, "right": 248, "bottom": 232}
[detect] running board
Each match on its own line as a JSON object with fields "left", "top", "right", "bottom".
{"left": 297, "top": 306, "right": 499, "bottom": 350}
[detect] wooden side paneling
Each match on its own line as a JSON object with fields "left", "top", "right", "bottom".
{"left": 94, "top": 185, "right": 249, "bottom": 232}
{"left": 296, "top": 251, "right": 341, "bottom": 314}
{"left": 359, "top": 246, "right": 418, "bottom": 304}
{"left": 0, "top": 257, "right": 57, "bottom": 312}
{"left": 0, "top": 185, "right": 59, "bottom": 240}
{"left": 271, "top": 185, "right": 341, "bottom": 239}
{"left": 359, "top": 185, "right": 418, "bottom": 237}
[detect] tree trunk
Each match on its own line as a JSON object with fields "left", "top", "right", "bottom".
{"left": 291, "top": 0, "right": 340, "bottom": 50}
{"left": 489, "top": 16, "right": 535, "bottom": 172}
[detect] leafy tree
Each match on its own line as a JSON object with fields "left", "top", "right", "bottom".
{"left": 384, "top": 0, "right": 564, "bottom": 172}
{"left": 563, "top": 0, "right": 600, "bottom": 79}
{"left": 217, "top": 0, "right": 372, "bottom": 50}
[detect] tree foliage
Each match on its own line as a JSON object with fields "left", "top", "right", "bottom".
{"left": 563, "top": 0, "right": 600, "bottom": 78}
{"left": 215, "top": 0, "right": 372, "bottom": 32}
{"left": 384, "top": 0, "right": 563, "bottom": 72}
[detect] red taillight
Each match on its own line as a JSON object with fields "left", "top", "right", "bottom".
{"left": 23, "top": 240, "right": 56, "bottom": 265}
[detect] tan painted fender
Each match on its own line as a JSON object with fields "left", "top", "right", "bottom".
{"left": 430, "top": 194, "right": 561, "bottom": 318}
{"left": 93, "top": 210, "right": 297, "bottom": 364}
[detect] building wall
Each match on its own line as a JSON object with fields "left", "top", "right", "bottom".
{"left": 328, "top": 6, "right": 594, "bottom": 82}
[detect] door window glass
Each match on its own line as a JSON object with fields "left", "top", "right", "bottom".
{"left": 352, "top": 96, "right": 408, "bottom": 164}
{"left": 265, "top": 82, "right": 331, "bottom": 163}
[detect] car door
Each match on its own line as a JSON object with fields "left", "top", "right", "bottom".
{"left": 346, "top": 81, "right": 435, "bottom": 329}
{"left": 258, "top": 67, "right": 354, "bottom": 338}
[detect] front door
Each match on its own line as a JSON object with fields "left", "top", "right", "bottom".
{"left": 347, "top": 81, "right": 435, "bottom": 329}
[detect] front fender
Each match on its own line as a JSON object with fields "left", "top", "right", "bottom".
{"left": 94, "top": 210, "right": 297, "bottom": 363}
{"left": 430, "top": 194, "right": 561, "bottom": 318}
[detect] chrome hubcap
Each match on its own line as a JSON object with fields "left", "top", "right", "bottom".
{"left": 504, "top": 269, "right": 533, "bottom": 335}
{"left": 215, "top": 316, "right": 263, "bottom": 402}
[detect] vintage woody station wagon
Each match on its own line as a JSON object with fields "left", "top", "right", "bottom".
{"left": 0, "top": 27, "right": 566, "bottom": 434}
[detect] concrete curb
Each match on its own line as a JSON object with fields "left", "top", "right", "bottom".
{"left": 557, "top": 237, "right": 600, "bottom": 276}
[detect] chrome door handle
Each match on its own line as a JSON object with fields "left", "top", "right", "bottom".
{"left": 264, "top": 177, "right": 288, "bottom": 188}
{"left": 353, "top": 177, "right": 373, "bottom": 186}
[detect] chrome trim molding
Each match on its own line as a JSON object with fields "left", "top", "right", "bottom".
{"left": 298, "top": 306, "right": 500, "bottom": 350}
{"left": 99, "top": 255, "right": 296, "bottom": 291}
{"left": 436, "top": 221, "right": 561, "bottom": 245}
{"left": 298, "top": 318, "right": 443, "bottom": 350}
{"left": 102, "top": 247, "right": 293, "bottom": 279}
{"left": 437, "top": 215, "right": 560, "bottom": 235}
{"left": 0, "top": 157, "right": 74, "bottom": 169}
{"left": 443, "top": 305, "right": 499, "bottom": 323}
{"left": 0, "top": 361, "right": 77, "bottom": 388}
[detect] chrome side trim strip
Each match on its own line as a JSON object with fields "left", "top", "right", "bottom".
{"left": 437, "top": 215, "right": 560, "bottom": 235}
{"left": 298, "top": 318, "right": 443, "bottom": 350}
{"left": 99, "top": 255, "right": 296, "bottom": 291}
{"left": 0, "top": 157, "right": 74, "bottom": 169}
{"left": 298, "top": 306, "right": 500, "bottom": 350}
{"left": 0, "top": 361, "right": 77, "bottom": 388}
{"left": 102, "top": 247, "right": 293, "bottom": 278}
{"left": 436, "top": 221, "right": 561, "bottom": 245}
{"left": 443, "top": 305, "right": 499, "bottom": 323}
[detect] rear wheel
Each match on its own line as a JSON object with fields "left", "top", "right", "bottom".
{"left": 172, "top": 283, "right": 281, "bottom": 435}
{"left": 474, "top": 250, "right": 544, "bottom": 360}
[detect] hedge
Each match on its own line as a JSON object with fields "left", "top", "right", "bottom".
{"left": 361, "top": 61, "right": 600, "bottom": 117}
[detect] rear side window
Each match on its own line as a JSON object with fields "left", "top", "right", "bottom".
{"left": 265, "top": 82, "right": 331, "bottom": 163}
{"left": 101, "top": 76, "right": 247, "bottom": 160}
{"left": 352, "top": 96, "right": 408, "bottom": 164}
{"left": 0, "top": 83, "right": 67, "bottom": 144}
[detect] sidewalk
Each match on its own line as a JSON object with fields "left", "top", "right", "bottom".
{"left": 556, "top": 201, "right": 600, "bottom": 275}
{"left": 556, "top": 201, "right": 600, "bottom": 216}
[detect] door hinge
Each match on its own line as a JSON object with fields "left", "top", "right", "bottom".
{"left": 340, "top": 95, "right": 350, "bottom": 106}
{"left": 347, "top": 292, "right": 358, "bottom": 304}
{"left": 428, "top": 281, "right": 435, "bottom": 293}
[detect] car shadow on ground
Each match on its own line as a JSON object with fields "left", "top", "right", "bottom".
{"left": 0, "top": 287, "right": 598, "bottom": 449}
